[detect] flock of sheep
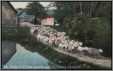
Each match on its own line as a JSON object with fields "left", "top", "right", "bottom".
{"left": 20, "top": 22, "right": 104, "bottom": 58}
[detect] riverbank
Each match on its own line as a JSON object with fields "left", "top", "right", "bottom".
{"left": 2, "top": 23, "right": 111, "bottom": 69}
{"left": 3, "top": 43, "right": 57, "bottom": 69}
{"left": 53, "top": 48, "right": 111, "bottom": 68}
{"left": 28, "top": 25, "right": 111, "bottom": 69}
{"left": 17, "top": 34, "right": 111, "bottom": 69}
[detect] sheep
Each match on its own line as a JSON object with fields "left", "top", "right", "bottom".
{"left": 69, "top": 41, "right": 81, "bottom": 51}
{"left": 63, "top": 40, "right": 69, "bottom": 49}
{"left": 36, "top": 34, "right": 43, "bottom": 41}
{"left": 68, "top": 45, "right": 75, "bottom": 51}
{"left": 40, "top": 36, "right": 49, "bottom": 44}
{"left": 30, "top": 27, "right": 35, "bottom": 35}
{"left": 36, "top": 34, "right": 40, "bottom": 41}
{"left": 77, "top": 46, "right": 104, "bottom": 57}
{"left": 78, "top": 42, "right": 83, "bottom": 46}
{"left": 98, "top": 49, "right": 103, "bottom": 53}
{"left": 58, "top": 43, "right": 65, "bottom": 49}
{"left": 73, "top": 41, "right": 80, "bottom": 48}
{"left": 57, "top": 39, "right": 69, "bottom": 50}
{"left": 48, "top": 34, "right": 55, "bottom": 45}
{"left": 33, "top": 29, "right": 39, "bottom": 36}
{"left": 54, "top": 39, "right": 60, "bottom": 46}
{"left": 66, "top": 40, "right": 76, "bottom": 51}
{"left": 70, "top": 40, "right": 74, "bottom": 45}
{"left": 86, "top": 48, "right": 103, "bottom": 57}
{"left": 30, "top": 26, "right": 39, "bottom": 35}
{"left": 77, "top": 46, "right": 88, "bottom": 52}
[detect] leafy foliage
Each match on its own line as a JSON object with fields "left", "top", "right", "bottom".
{"left": 25, "top": 2, "right": 47, "bottom": 17}
{"left": 24, "top": 2, "right": 47, "bottom": 24}
{"left": 54, "top": 2, "right": 112, "bottom": 57}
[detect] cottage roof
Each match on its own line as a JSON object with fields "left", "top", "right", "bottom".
{"left": 2, "top": 2, "right": 17, "bottom": 13}
{"left": 18, "top": 12, "right": 35, "bottom": 19}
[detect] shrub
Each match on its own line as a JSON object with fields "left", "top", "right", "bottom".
{"left": 62, "top": 16, "right": 111, "bottom": 57}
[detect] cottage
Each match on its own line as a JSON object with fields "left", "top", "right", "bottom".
{"left": 1, "top": 2, "right": 17, "bottom": 37}
{"left": 41, "top": 16, "right": 54, "bottom": 26}
{"left": 17, "top": 12, "right": 35, "bottom": 24}
{"left": 1, "top": 2, "right": 17, "bottom": 26}
{"left": 1, "top": 2, "right": 17, "bottom": 66}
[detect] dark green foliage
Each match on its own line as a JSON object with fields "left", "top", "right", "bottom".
{"left": 24, "top": 2, "right": 47, "bottom": 25}
{"left": 16, "top": 27, "right": 31, "bottom": 42}
{"left": 25, "top": 2, "right": 47, "bottom": 18}
{"left": 54, "top": 1, "right": 112, "bottom": 22}
{"left": 62, "top": 16, "right": 111, "bottom": 57}
{"left": 54, "top": 2, "right": 112, "bottom": 57}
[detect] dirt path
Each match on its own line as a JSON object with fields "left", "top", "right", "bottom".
{"left": 53, "top": 48, "right": 111, "bottom": 68}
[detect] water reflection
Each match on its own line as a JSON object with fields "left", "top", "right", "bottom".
{"left": 3, "top": 44, "right": 53, "bottom": 69}
{"left": 2, "top": 41, "right": 106, "bottom": 70}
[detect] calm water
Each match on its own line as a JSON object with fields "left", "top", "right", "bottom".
{"left": 2, "top": 41, "right": 106, "bottom": 70}
{"left": 3, "top": 43, "right": 60, "bottom": 69}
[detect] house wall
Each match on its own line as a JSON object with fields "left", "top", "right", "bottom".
{"left": 1, "top": 2, "right": 17, "bottom": 66}
{"left": 1, "top": 2, "right": 17, "bottom": 27}
{"left": 1, "top": 2, "right": 17, "bottom": 40}
{"left": 19, "top": 16, "right": 35, "bottom": 23}
{"left": 41, "top": 17, "right": 54, "bottom": 26}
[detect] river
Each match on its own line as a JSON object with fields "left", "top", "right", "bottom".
{"left": 3, "top": 42, "right": 61, "bottom": 69}
{"left": 2, "top": 41, "right": 107, "bottom": 70}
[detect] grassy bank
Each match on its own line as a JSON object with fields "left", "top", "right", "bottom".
{"left": 1, "top": 25, "right": 111, "bottom": 69}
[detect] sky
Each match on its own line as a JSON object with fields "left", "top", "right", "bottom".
{"left": 10, "top": 2, "right": 53, "bottom": 9}
{"left": 10, "top": 2, "right": 29, "bottom": 9}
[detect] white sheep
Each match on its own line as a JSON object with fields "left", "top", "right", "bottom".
{"left": 98, "top": 49, "right": 103, "bottom": 53}
{"left": 77, "top": 47, "right": 103, "bottom": 57}
{"left": 79, "top": 42, "right": 83, "bottom": 46}
{"left": 73, "top": 41, "right": 79, "bottom": 48}
{"left": 58, "top": 43, "right": 65, "bottom": 48}
{"left": 36, "top": 34, "right": 42, "bottom": 41}
{"left": 58, "top": 40, "right": 68, "bottom": 49}
{"left": 40, "top": 36, "right": 49, "bottom": 44}
{"left": 30, "top": 27, "right": 35, "bottom": 35}
{"left": 77, "top": 46, "right": 87, "bottom": 51}
{"left": 87, "top": 48, "right": 103, "bottom": 57}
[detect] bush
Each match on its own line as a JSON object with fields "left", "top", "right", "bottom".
{"left": 16, "top": 27, "right": 31, "bottom": 42}
{"left": 62, "top": 16, "right": 111, "bottom": 57}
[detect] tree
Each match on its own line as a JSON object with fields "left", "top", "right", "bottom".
{"left": 25, "top": 2, "right": 47, "bottom": 24}
{"left": 54, "top": 2, "right": 112, "bottom": 57}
